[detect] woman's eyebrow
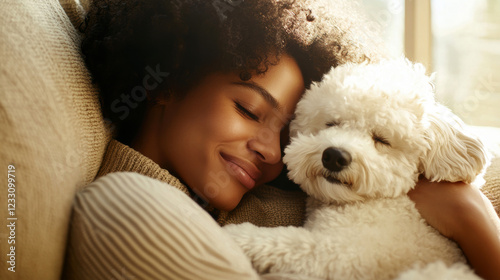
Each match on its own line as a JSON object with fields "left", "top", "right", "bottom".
{"left": 231, "top": 81, "right": 282, "bottom": 110}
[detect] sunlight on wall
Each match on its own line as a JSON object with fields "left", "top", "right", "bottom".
{"left": 432, "top": 0, "right": 500, "bottom": 127}
{"left": 357, "top": 0, "right": 405, "bottom": 58}
{"left": 357, "top": 0, "right": 500, "bottom": 127}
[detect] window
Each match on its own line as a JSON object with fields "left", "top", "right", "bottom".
{"left": 432, "top": 0, "right": 500, "bottom": 127}
{"left": 357, "top": 0, "right": 500, "bottom": 127}
{"left": 357, "top": 0, "right": 405, "bottom": 58}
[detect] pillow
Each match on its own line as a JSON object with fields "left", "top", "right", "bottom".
{"left": 0, "top": 0, "right": 109, "bottom": 278}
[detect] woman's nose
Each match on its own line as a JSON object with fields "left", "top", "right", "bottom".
{"left": 248, "top": 127, "right": 282, "bottom": 164}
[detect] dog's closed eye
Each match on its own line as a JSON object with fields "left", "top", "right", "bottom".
{"left": 372, "top": 133, "right": 391, "bottom": 147}
{"left": 326, "top": 121, "right": 339, "bottom": 127}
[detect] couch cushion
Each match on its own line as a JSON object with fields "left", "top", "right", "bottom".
{"left": 469, "top": 126, "right": 500, "bottom": 216}
{"left": 482, "top": 157, "right": 500, "bottom": 217}
{"left": 0, "top": 0, "right": 110, "bottom": 279}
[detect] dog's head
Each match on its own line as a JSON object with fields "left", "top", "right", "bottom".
{"left": 283, "top": 58, "right": 489, "bottom": 204}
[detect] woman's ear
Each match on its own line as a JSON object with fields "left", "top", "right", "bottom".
{"left": 419, "top": 104, "right": 490, "bottom": 183}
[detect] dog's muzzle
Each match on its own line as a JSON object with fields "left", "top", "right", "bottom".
{"left": 322, "top": 147, "right": 352, "bottom": 172}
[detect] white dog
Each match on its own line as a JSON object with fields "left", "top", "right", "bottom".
{"left": 223, "top": 58, "right": 490, "bottom": 280}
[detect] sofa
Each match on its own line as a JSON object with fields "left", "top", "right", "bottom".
{"left": 1, "top": 0, "right": 499, "bottom": 279}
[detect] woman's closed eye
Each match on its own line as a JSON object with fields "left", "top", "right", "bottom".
{"left": 235, "top": 102, "right": 259, "bottom": 121}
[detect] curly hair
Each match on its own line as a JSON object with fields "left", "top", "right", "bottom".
{"left": 82, "top": 0, "right": 382, "bottom": 144}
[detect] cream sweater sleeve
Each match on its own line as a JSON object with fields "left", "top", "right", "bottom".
{"left": 63, "top": 172, "right": 258, "bottom": 280}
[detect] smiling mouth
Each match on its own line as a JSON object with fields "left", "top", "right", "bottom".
{"left": 220, "top": 153, "right": 261, "bottom": 190}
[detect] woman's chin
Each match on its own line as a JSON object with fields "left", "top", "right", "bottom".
{"left": 207, "top": 187, "right": 247, "bottom": 212}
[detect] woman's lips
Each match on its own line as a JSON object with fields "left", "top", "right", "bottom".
{"left": 220, "top": 153, "right": 262, "bottom": 190}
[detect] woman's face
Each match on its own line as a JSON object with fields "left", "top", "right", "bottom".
{"left": 135, "top": 55, "right": 304, "bottom": 211}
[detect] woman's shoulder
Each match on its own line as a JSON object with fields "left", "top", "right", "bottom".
{"left": 96, "top": 139, "right": 189, "bottom": 195}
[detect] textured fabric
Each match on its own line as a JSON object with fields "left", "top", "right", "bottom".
{"left": 96, "top": 139, "right": 308, "bottom": 227}
{"left": 220, "top": 184, "right": 307, "bottom": 227}
{"left": 96, "top": 139, "right": 189, "bottom": 196}
{"left": 58, "top": 0, "right": 87, "bottom": 29}
{"left": 470, "top": 126, "right": 500, "bottom": 216}
{"left": 481, "top": 157, "right": 500, "bottom": 217}
{"left": 63, "top": 172, "right": 259, "bottom": 280}
{"left": 0, "top": 0, "right": 110, "bottom": 279}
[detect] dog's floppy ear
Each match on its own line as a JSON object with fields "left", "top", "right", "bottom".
{"left": 419, "top": 104, "right": 490, "bottom": 183}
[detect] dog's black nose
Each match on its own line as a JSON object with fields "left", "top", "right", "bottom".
{"left": 322, "top": 147, "right": 352, "bottom": 172}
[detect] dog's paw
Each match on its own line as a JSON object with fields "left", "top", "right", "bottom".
{"left": 224, "top": 223, "right": 307, "bottom": 274}
{"left": 223, "top": 222, "right": 259, "bottom": 247}
{"left": 223, "top": 222, "right": 258, "bottom": 236}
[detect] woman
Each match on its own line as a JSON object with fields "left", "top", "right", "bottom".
{"left": 64, "top": 0, "right": 500, "bottom": 279}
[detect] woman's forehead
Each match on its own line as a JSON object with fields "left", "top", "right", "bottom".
{"left": 249, "top": 54, "right": 305, "bottom": 110}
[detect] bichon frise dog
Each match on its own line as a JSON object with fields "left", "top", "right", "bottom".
{"left": 223, "top": 58, "right": 490, "bottom": 280}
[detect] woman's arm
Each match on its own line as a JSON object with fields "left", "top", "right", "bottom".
{"left": 409, "top": 178, "right": 500, "bottom": 280}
